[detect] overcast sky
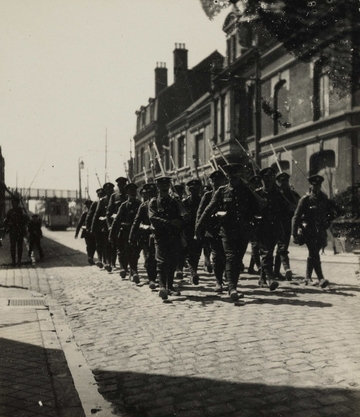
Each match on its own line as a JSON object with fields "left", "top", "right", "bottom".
{"left": 0, "top": 0, "right": 228, "bottom": 199}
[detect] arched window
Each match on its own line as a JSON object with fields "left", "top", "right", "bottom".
{"left": 309, "top": 149, "right": 336, "bottom": 197}
{"left": 273, "top": 79, "right": 286, "bottom": 136}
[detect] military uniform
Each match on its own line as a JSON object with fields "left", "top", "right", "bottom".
{"left": 75, "top": 200, "right": 96, "bottom": 265}
{"left": 106, "top": 177, "right": 128, "bottom": 268}
{"left": 149, "top": 176, "right": 184, "bottom": 300}
{"left": 274, "top": 172, "right": 301, "bottom": 280}
{"left": 129, "top": 183, "right": 157, "bottom": 288}
{"left": 196, "top": 170, "right": 227, "bottom": 291}
{"left": 196, "top": 164, "right": 260, "bottom": 301}
{"left": 255, "top": 168, "right": 290, "bottom": 291}
{"left": 109, "top": 183, "right": 141, "bottom": 282}
{"left": 91, "top": 183, "right": 114, "bottom": 271}
{"left": 292, "top": 174, "right": 341, "bottom": 287}
{"left": 182, "top": 179, "right": 203, "bottom": 285}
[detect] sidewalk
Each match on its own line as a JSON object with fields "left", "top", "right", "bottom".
{"left": 0, "top": 236, "right": 89, "bottom": 417}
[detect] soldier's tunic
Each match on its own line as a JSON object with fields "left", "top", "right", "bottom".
{"left": 107, "top": 191, "right": 127, "bottom": 267}
{"left": 90, "top": 196, "right": 111, "bottom": 266}
{"left": 196, "top": 182, "right": 259, "bottom": 293}
{"left": 129, "top": 201, "right": 157, "bottom": 283}
{"left": 292, "top": 190, "right": 340, "bottom": 281}
{"left": 182, "top": 193, "right": 202, "bottom": 279}
{"left": 3, "top": 206, "right": 27, "bottom": 264}
{"left": 196, "top": 190, "right": 225, "bottom": 287}
{"left": 76, "top": 208, "right": 96, "bottom": 263}
{"left": 149, "top": 195, "right": 184, "bottom": 290}
{"left": 110, "top": 199, "right": 141, "bottom": 277}
{"left": 255, "top": 187, "right": 289, "bottom": 281}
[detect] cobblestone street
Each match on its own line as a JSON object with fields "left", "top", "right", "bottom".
{"left": 2, "top": 229, "right": 360, "bottom": 417}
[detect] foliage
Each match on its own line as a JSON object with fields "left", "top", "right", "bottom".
{"left": 199, "top": 0, "right": 360, "bottom": 93}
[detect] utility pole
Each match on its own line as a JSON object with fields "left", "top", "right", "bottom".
{"left": 253, "top": 34, "right": 261, "bottom": 167}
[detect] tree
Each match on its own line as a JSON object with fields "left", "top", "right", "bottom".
{"left": 199, "top": 0, "right": 360, "bottom": 94}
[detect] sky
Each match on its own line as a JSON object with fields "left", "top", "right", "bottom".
{"left": 0, "top": 0, "right": 228, "bottom": 199}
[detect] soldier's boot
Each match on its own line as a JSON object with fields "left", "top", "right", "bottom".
{"left": 158, "top": 274, "right": 168, "bottom": 300}
{"left": 267, "top": 272, "right": 279, "bottom": 292}
{"left": 304, "top": 257, "right": 313, "bottom": 285}
{"left": 313, "top": 259, "right": 329, "bottom": 288}
{"left": 273, "top": 254, "right": 284, "bottom": 280}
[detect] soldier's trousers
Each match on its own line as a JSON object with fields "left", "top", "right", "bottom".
{"left": 95, "top": 232, "right": 111, "bottom": 264}
{"left": 117, "top": 233, "right": 141, "bottom": 275}
{"left": 221, "top": 234, "right": 249, "bottom": 292}
{"left": 9, "top": 231, "right": 24, "bottom": 264}
{"left": 84, "top": 232, "right": 96, "bottom": 260}
{"left": 208, "top": 236, "right": 226, "bottom": 285}
{"left": 304, "top": 230, "right": 327, "bottom": 280}
{"left": 275, "top": 221, "right": 291, "bottom": 273}
{"left": 185, "top": 236, "right": 202, "bottom": 276}
{"left": 142, "top": 236, "right": 157, "bottom": 282}
{"left": 155, "top": 236, "right": 181, "bottom": 289}
{"left": 258, "top": 229, "right": 285, "bottom": 280}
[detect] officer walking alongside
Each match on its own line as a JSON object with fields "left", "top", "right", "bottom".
{"left": 292, "top": 174, "right": 341, "bottom": 287}
{"left": 196, "top": 164, "right": 261, "bottom": 301}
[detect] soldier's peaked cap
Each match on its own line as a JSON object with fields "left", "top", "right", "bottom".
{"left": 222, "top": 163, "right": 244, "bottom": 175}
{"left": 125, "top": 183, "right": 138, "bottom": 191}
{"left": 155, "top": 176, "right": 172, "bottom": 183}
{"left": 140, "top": 183, "right": 157, "bottom": 193}
{"left": 103, "top": 182, "right": 115, "bottom": 189}
{"left": 249, "top": 174, "right": 262, "bottom": 183}
{"left": 308, "top": 174, "right": 324, "bottom": 185}
{"left": 186, "top": 179, "right": 202, "bottom": 187}
{"left": 174, "top": 184, "right": 185, "bottom": 191}
{"left": 209, "top": 170, "right": 226, "bottom": 180}
{"left": 96, "top": 188, "right": 103, "bottom": 193}
{"left": 259, "top": 167, "right": 276, "bottom": 177}
{"left": 276, "top": 172, "right": 290, "bottom": 181}
{"left": 115, "top": 176, "right": 128, "bottom": 183}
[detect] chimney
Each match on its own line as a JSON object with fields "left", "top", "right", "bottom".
{"left": 173, "top": 43, "right": 188, "bottom": 83}
{"left": 155, "top": 62, "right": 168, "bottom": 96}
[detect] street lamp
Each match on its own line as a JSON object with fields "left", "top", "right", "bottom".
{"left": 78, "top": 157, "right": 84, "bottom": 201}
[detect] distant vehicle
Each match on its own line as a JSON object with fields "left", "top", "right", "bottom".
{"left": 44, "top": 198, "right": 69, "bottom": 230}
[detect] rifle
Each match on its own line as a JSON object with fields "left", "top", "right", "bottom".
{"left": 234, "top": 138, "right": 259, "bottom": 176}
{"left": 270, "top": 144, "right": 282, "bottom": 173}
{"left": 170, "top": 155, "right": 181, "bottom": 183}
{"left": 2, "top": 182, "right": 29, "bottom": 216}
{"left": 207, "top": 139, "right": 219, "bottom": 170}
{"left": 123, "top": 161, "right": 131, "bottom": 182}
{"left": 153, "top": 142, "right": 189, "bottom": 217}
{"left": 94, "top": 167, "right": 102, "bottom": 188}
{"left": 147, "top": 145, "right": 156, "bottom": 180}
{"left": 282, "top": 146, "right": 308, "bottom": 180}
{"left": 212, "top": 143, "right": 266, "bottom": 204}
{"left": 143, "top": 167, "right": 149, "bottom": 183}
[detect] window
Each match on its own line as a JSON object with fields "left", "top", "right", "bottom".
{"left": 220, "top": 94, "right": 226, "bottom": 142}
{"left": 140, "top": 147, "right": 145, "bottom": 171}
{"left": 195, "top": 132, "right": 205, "bottom": 166}
{"left": 214, "top": 99, "right": 219, "bottom": 144}
{"left": 178, "top": 136, "right": 186, "bottom": 168}
{"left": 313, "top": 60, "right": 330, "bottom": 120}
{"left": 231, "top": 35, "right": 237, "bottom": 62}
{"left": 309, "top": 150, "right": 335, "bottom": 177}
{"left": 246, "top": 84, "right": 254, "bottom": 137}
{"left": 273, "top": 80, "right": 286, "bottom": 136}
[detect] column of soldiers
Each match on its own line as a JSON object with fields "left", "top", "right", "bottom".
{"left": 75, "top": 163, "right": 341, "bottom": 301}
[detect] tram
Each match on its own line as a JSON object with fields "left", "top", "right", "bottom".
{"left": 44, "top": 198, "right": 69, "bottom": 230}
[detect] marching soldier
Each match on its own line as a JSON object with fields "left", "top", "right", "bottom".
{"left": 149, "top": 176, "right": 185, "bottom": 300}
{"left": 255, "top": 167, "right": 290, "bottom": 291}
{"left": 129, "top": 183, "right": 158, "bottom": 289}
{"left": 75, "top": 199, "right": 96, "bottom": 265}
{"left": 274, "top": 172, "right": 301, "bottom": 280}
{"left": 196, "top": 170, "right": 227, "bottom": 292}
{"left": 91, "top": 182, "right": 114, "bottom": 272}
{"left": 196, "top": 164, "right": 261, "bottom": 301}
{"left": 247, "top": 175, "right": 262, "bottom": 275}
{"left": 86, "top": 188, "right": 105, "bottom": 267}
{"left": 107, "top": 177, "right": 128, "bottom": 269}
{"left": 109, "top": 183, "right": 141, "bottom": 282}
{"left": 182, "top": 179, "right": 203, "bottom": 285}
{"left": 292, "top": 174, "right": 341, "bottom": 287}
